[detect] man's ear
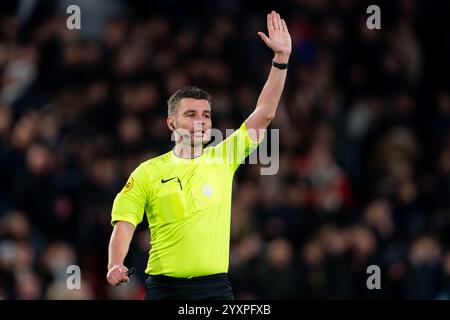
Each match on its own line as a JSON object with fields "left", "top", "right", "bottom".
{"left": 167, "top": 117, "right": 175, "bottom": 131}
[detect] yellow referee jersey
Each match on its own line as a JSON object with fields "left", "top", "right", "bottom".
{"left": 111, "top": 122, "right": 261, "bottom": 278}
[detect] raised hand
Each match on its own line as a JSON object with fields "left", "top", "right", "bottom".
{"left": 258, "top": 11, "right": 292, "bottom": 60}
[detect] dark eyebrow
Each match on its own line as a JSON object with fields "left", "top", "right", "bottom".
{"left": 183, "top": 109, "right": 211, "bottom": 115}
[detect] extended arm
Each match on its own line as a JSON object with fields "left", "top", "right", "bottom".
{"left": 106, "top": 221, "right": 136, "bottom": 285}
{"left": 245, "top": 11, "right": 292, "bottom": 141}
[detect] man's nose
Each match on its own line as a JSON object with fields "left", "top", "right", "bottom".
{"left": 193, "top": 120, "right": 204, "bottom": 130}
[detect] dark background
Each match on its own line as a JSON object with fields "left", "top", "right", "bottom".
{"left": 1, "top": 0, "right": 450, "bottom": 299}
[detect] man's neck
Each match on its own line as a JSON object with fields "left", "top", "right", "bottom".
{"left": 173, "top": 143, "right": 203, "bottom": 159}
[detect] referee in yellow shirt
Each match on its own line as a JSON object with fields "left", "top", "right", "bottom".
{"left": 106, "top": 11, "right": 291, "bottom": 300}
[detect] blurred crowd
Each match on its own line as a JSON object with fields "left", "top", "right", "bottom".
{"left": 1, "top": 0, "right": 450, "bottom": 299}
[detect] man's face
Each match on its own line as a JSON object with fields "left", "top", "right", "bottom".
{"left": 168, "top": 98, "right": 212, "bottom": 147}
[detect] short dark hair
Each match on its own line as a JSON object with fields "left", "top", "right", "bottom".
{"left": 167, "top": 86, "right": 212, "bottom": 116}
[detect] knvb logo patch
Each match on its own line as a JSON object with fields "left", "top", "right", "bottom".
{"left": 122, "top": 177, "right": 134, "bottom": 193}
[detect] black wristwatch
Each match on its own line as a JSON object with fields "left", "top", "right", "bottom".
{"left": 272, "top": 60, "right": 289, "bottom": 70}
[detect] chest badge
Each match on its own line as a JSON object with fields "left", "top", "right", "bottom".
{"left": 203, "top": 184, "right": 213, "bottom": 197}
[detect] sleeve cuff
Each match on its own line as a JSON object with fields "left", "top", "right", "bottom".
{"left": 110, "top": 212, "right": 140, "bottom": 228}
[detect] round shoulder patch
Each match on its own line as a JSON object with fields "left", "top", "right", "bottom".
{"left": 121, "top": 177, "right": 134, "bottom": 192}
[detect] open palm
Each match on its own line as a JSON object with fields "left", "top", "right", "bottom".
{"left": 258, "top": 11, "right": 292, "bottom": 55}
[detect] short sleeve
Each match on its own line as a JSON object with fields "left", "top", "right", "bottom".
{"left": 211, "top": 121, "right": 263, "bottom": 172}
{"left": 111, "top": 164, "right": 149, "bottom": 227}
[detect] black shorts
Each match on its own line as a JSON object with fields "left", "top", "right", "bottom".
{"left": 144, "top": 273, "right": 234, "bottom": 300}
